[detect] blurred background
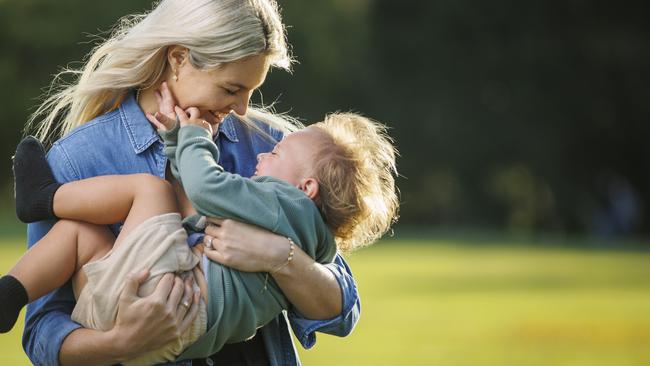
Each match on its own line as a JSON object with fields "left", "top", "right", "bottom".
{"left": 1, "top": 0, "right": 649, "bottom": 365}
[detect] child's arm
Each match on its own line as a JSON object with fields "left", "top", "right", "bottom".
{"left": 174, "top": 110, "right": 301, "bottom": 233}
{"left": 145, "top": 82, "right": 183, "bottom": 182}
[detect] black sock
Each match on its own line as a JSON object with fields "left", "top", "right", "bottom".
{"left": 13, "top": 136, "right": 61, "bottom": 223}
{"left": 0, "top": 275, "right": 29, "bottom": 333}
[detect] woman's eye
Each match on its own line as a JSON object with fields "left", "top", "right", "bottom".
{"left": 224, "top": 88, "right": 237, "bottom": 95}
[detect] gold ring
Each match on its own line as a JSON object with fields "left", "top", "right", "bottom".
{"left": 205, "top": 236, "right": 214, "bottom": 249}
{"left": 181, "top": 301, "right": 190, "bottom": 309}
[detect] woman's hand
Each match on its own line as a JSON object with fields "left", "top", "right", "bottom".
{"left": 202, "top": 219, "right": 342, "bottom": 319}
{"left": 108, "top": 269, "right": 200, "bottom": 361}
{"left": 175, "top": 106, "right": 213, "bottom": 135}
{"left": 202, "top": 219, "right": 288, "bottom": 272}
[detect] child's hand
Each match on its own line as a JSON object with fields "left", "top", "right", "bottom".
{"left": 146, "top": 112, "right": 176, "bottom": 132}
{"left": 145, "top": 82, "right": 177, "bottom": 132}
{"left": 175, "top": 106, "right": 213, "bottom": 135}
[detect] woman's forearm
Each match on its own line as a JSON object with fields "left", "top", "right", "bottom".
{"left": 61, "top": 271, "right": 199, "bottom": 365}
{"left": 59, "top": 328, "right": 126, "bottom": 366}
{"left": 203, "top": 220, "right": 344, "bottom": 319}
{"left": 271, "top": 245, "right": 342, "bottom": 319}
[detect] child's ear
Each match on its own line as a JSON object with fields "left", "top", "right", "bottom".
{"left": 299, "top": 178, "right": 319, "bottom": 200}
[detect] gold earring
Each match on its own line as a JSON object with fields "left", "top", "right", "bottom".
{"left": 173, "top": 73, "right": 178, "bottom": 82}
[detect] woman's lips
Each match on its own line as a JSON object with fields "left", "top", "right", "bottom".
{"left": 209, "top": 110, "right": 228, "bottom": 124}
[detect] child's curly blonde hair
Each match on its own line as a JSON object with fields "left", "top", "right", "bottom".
{"left": 308, "top": 113, "right": 399, "bottom": 252}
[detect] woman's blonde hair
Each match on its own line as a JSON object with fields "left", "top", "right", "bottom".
{"left": 26, "top": 0, "right": 296, "bottom": 145}
{"left": 309, "top": 113, "right": 399, "bottom": 253}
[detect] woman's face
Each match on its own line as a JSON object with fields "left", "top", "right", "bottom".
{"left": 168, "top": 52, "right": 270, "bottom": 125}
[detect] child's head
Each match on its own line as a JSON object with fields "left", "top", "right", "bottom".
{"left": 254, "top": 112, "right": 399, "bottom": 252}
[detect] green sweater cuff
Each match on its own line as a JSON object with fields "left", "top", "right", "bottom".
{"left": 159, "top": 120, "right": 180, "bottom": 144}
{"left": 178, "top": 124, "right": 213, "bottom": 141}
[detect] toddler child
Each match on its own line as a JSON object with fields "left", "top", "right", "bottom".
{"left": 0, "top": 108, "right": 398, "bottom": 364}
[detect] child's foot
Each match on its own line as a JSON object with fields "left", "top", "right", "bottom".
{"left": 0, "top": 275, "right": 29, "bottom": 333}
{"left": 13, "top": 136, "right": 61, "bottom": 223}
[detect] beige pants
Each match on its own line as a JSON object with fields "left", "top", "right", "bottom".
{"left": 72, "top": 213, "right": 208, "bottom": 366}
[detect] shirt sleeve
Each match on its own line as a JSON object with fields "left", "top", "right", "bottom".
{"left": 22, "top": 143, "right": 83, "bottom": 366}
{"left": 286, "top": 253, "right": 361, "bottom": 349}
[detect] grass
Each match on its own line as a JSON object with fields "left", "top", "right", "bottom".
{"left": 1, "top": 236, "right": 650, "bottom": 365}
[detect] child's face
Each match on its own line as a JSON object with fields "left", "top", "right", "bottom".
{"left": 253, "top": 128, "right": 323, "bottom": 186}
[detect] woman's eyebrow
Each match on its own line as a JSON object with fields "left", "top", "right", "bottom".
{"left": 226, "top": 82, "right": 251, "bottom": 90}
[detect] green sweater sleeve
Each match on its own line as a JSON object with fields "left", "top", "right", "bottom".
{"left": 176, "top": 125, "right": 289, "bottom": 232}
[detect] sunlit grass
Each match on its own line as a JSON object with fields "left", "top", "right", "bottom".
{"left": 1, "top": 237, "right": 650, "bottom": 365}
{"left": 296, "top": 240, "right": 650, "bottom": 366}
{"left": 0, "top": 238, "right": 30, "bottom": 366}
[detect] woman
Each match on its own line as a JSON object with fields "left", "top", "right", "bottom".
{"left": 23, "top": 0, "right": 360, "bottom": 365}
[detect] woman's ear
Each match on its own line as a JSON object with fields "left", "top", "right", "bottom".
{"left": 299, "top": 178, "right": 320, "bottom": 200}
{"left": 167, "top": 45, "right": 189, "bottom": 70}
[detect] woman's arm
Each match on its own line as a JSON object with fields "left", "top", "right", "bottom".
{"left": 271, "top": 244, "right": 342, "bottom": 318}
{"left": 59, "top": 271, "right": 200, "bottom": 366}
{"left": 204, "top": 220, "right": 352, "bottom": 320}
{"left": 23, "top": 144, "right": 200, "bottom": 366}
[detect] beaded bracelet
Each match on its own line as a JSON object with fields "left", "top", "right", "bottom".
{"left": 271, "top": 237, "right": 295, "bottom": 273}
{"left": 262, "top": 237, "right": 295, "bottom": 292}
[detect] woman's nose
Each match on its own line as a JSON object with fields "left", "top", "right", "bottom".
{"left": 231, "top": 93, "right": 250, "bottom": 116}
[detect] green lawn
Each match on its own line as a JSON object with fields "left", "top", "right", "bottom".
{"left": 2, "top": 237, "right": 650, "bottom": 365}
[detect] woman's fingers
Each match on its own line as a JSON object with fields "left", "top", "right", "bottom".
{"left": 176, "top": 277, "right": 194, "bottom": 318}
{"left": 120, "top": 269, "right": 150, "bottom": 302}
{"left": 166, "top": 275, "right": 185, "bottom": 310}
{"left": 207, "top": 218, "right": 224, "bottom": 226}
{"left": 179, "top": 290, "right": 200, "bottom": 331}
{"left": 204, "top": 245, "right": 226, "bottom": 264}
{"left": 150, "top": 272, "right": 175, "bottom": 301}
{"left": 204, "top": 222, "right": 222, "bottom": 239}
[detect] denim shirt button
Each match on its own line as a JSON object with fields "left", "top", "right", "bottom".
{"left": 205, "top": 358, "right": 214, "bottom": 366}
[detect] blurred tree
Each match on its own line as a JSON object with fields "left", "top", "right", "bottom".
{"left": 1, "top": 0, "right": 649, "bottom": 238}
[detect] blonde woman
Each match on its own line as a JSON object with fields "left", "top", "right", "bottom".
{"left": 21, "top": 1, "right": 359, "bottom": 365}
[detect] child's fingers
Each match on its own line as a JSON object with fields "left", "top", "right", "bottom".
{"left": 154, "top": 112, "right": 177, "bottom": 128}
{"left": 154, "top": 90, "right": 163, "bottom": 105}
{"left": 160, "top": 82, "right": 176, "bottom": 117}
{"left": 186, "top": 107, "right": 201, "bottom": 119}
{"left": 174, "top": 106, "right": 189, "bottom": 123}
{"left": 145, "top": 113, "right": 167, "bottom": 131}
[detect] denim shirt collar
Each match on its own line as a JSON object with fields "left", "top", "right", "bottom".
{"left": 119, "top": 91, "right": 239, "bottom": 154}
{"left": 119, "top": 92, "right": 161, "bottom": 154}
{"left": 218, "top": 114, "right": 240, "bottom": 143}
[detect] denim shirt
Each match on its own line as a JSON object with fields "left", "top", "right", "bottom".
{"left": 22, "top": 93, "right": 361, "bottom": 366}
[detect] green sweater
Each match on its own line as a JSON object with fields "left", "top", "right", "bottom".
{"left": 160, "top": 124, "right": 337, "bottom": 360}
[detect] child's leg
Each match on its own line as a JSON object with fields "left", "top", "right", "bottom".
{"left": 0, "top": 220, "right": 113, "bottom": 333}
{"left": 10, "top": 220, "right": 114, "bottom": 301}
{"left": 53, "top": 173, "right": 179, "bottom": 239}
{"left": 14, "top": 137, "right": 178, "bottom": 232}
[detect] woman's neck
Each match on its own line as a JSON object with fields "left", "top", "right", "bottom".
{"left": 137, "top": 83, "right": 163, "bottom": 115}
